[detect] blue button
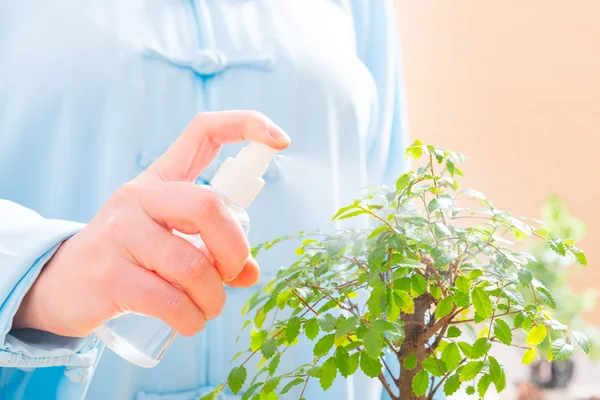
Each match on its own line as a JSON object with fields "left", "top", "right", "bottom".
{"left": 191, "top": 50, "right": 227, "bottom": 76}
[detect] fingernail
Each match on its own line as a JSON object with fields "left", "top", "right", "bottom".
{"left": 268, "top": 122, "right": 291, "bottom": 144}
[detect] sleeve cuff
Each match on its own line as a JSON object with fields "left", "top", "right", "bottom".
{"left": 0, "top": 242, "right": 100, "bottom": 382}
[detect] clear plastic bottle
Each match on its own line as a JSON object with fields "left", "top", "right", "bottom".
{"left": 93, "top": 142, "right": 277, "bottom": 367}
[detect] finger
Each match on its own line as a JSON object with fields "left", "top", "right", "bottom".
{"left": 115, "top": 263, "right": 206, "bottom": 337}
{"left": 126, "top": 215, "right": 226, "bottom": 321}
{"left": 226, "top": 257, "right": 260, "bottom": 288}
{"left": 136, "top": 182, "right": 250, "bottom": 282}
{"left": 143, "top": 111, "right": 290, "bottom": 183}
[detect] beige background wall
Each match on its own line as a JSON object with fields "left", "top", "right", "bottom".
{"left": 395, "top": 0, "right": 600, "bottom": 322}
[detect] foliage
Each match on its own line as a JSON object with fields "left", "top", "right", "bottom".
{"left": 202, "top": 141, "right": 589, "bottom": 400}
{"left": 520, "top": 196, "right": 599, "bottom": 360}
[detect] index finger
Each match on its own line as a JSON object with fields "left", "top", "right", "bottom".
{"left": 143, "top": 111, "right": 290, "bottom": 183}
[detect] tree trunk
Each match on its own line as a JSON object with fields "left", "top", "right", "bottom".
{"left": 397, "top": 295, "right": 431, "bottom": 400}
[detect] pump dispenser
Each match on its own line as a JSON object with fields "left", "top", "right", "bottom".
{"left": 94, "top": 142, "right": 278, "bottom": 368}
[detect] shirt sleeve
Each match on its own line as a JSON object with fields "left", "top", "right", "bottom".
{"left": 353, "top": 0, "right": 410, "bottom": 187}
{"left": 0, "top": 199, "right": 99, "bottom": 381}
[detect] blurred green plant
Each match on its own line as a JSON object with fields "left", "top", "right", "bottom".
{"left": 201, "top": 141, "right": 591, "bottom": 400}
{"left": 521, "top": 195, "right": 599, "bottom": 360}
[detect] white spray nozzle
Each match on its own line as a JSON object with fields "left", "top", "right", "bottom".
{"left": 210, "top": 142, "right": 278, "bottom": 208}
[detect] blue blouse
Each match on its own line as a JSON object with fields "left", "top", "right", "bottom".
{"left": 0, "top": 1, "right": 408, "bottom": 399}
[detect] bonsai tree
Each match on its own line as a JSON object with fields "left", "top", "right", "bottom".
{"left": 202, "top": 141, "right": 590, "bottom": 400}
{"left": 520, "top": 196, "right": 599, "bottom": 388}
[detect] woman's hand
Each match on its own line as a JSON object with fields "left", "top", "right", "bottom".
{"left": 13, "top": 111, "right": 290, "bottom": 338}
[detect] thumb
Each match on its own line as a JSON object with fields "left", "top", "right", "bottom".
{"left": 142, "top": 111, "right": 290, "bottom": 183}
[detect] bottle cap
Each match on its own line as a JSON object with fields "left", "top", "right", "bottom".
{"left": 210, "top": 142, "right": 277, "bottom": 208}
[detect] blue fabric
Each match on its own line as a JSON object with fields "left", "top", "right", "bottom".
{"left": 0, "top": 0, "right": 411, "bottom": 398}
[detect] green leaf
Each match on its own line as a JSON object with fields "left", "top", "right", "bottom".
{"left": 442, "top": 343, "right": 462, "bottom": 371}
{"left": 268, "top": 354, "right": 280, "bottom": 376}
{"left": 280, "top": 378, "right": 305, "bottom": 395}
{"left": 551, "top": 339, "right": 575, "bottom": 361}
{"left": 514, "top": 312, "right": 526, "bottom": 329}
{"left": 372, "top": 319, "right": 396, "bottom": 334}
{"left": 489, "top": 356, "right": 506, "bottom": 392}
{"left": 363, "top": 330, "right": 383, "bottom": 359}
{"left": 336, "top": 209, "right": 368, "bottom": 220}
{"left": 348, "top": 352, "right": 360, "bottom": 375}
{"left": 305, "top": 319, "right": 320, "bottom": 340}
{"left": 412, "top": 370, "right": 430, "bottom": 397}
{"left": 454, "top": 291, "right": 470, "bottom": 308}
{"left": 518, "top": 269, "right": 533, "bottom": 287}
{"left": 228, "top": 366, "right": 247, "bottom": 395}
{"left": 434, "top": 253, "right": 457, "bottom": 269}
{"left": 406, "top": 140, "right": 424, "bottom": 160}
{"left": 319, "top": 357, "right": 337, "bottom": 391}
{"left": 314, "top": 334, "right": 336, "bottom": 357}
{"left": 430, "top": 285, "right": 443, "bottom": 299}
{"left": 395, "top": 290, "right": 415, "bottom": 314}
{"left": 470, "top": 338, "right": 492, "bottom": 359}
{"left": 460, "top": 361, "right": 483, "bottom": 381}
{"left": 359, "top": 353, "right": 382, "bottom": 378}
{"left": 403, "top": 355, "right": 417, "bottom": 370}
{"left": 386, "top": 289, "right": 400, "bottom": 322}
{"left": 568, "top": 245, "right": 588, "bottom": 266}
{"left": 200, "top": 388, "right": 222, "bottom": 400}
{"left": 250, "top": 330, "right": 268, "bottom": 352}
{"left": 522, "top": 348, "right": 537, "bottom": 365}
{"left": 458, "top": 342, "right": 473, "bottom": 359}
{"left": 444, "top": 374, "right": 461, "bottom": 396}
{"left": 433, "top": 222, "right": 452, "bottom": 238}
{"left": 428, "top": 197, "right": 454, "bottom": 213}
{"left": 318, "top": 314, "right": 337, "bottom": 332}
{"left": 331, "top": 202, "right": 359, "bottom": 221}
{"left": 435, "top": 296, "right": 455, "bottom": 319}
{"left": 549, "top": 237, "right": 567, "bottom": 257}
{"left": 393, "top": 277, "right": 411, "bottom": 291}
{"left": 261, "top": 338, "right": 278, "bottom": 359}
{"left": 493, "top": 319, "right": 513, "bottom": 346}
{"left": 572, "top": 331, "right": 591, "bottom": 354}
{"left": 411, "top": 274, "right": 427, "bottom": 296}
{"left": 526, "top": 325, "right": 548, "bottom": 347}
{"left": 447, "top": 326, "right": 462, "bottom": 338}
{"left": 263, "top": 377, "right": 280, "bottom": 394}
{"left": 254, "top": 309, "right": 267, "bottom": 328}
{"left": 368, "top": 247, "right": 387, "bottom": 270}
{"left": 395, "top": 172, "right": 413, "bottom": 193}
{"left": 472, "top": 287, "right": 493, "bottom": 319}
{"left": 465, "top": 386, "right": 476, "bottom": 395}
{"left": 504, "top": 288, "right": 524, "bottom": 306}
{"left": 286, "top": 317, "right": 301, "bottom": 343}
{"left": 336, "top": 316, "right": 359, "bottom": 339}
{"left": 469, "top": 269, "right": 484, "bottom": 280}
{"left": 335, "top": 347, "right": 350, "bottom": 377}
{"left": 367, "top": 285, "right": 386, "bottom": 316}
{"left": 536, "top": 286, "right": 557, "bottom": 309}
{"left": 241, "top": 383, "right": 263, "bottom": 400}
{"left": 422, "top": 356, "right": 445, "bottom": 377}
{"left": 477, "top": 375, "right": 492, "bottom": 398}
{"left": 456, "top": 276, "right": 471, "bottom": 293}
{"left": 368, "top": 226, "right": 390, "bottom": 241}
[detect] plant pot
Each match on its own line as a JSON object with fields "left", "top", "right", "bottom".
{"left": 530, "top": 359, "right": 575, "bottom": 389}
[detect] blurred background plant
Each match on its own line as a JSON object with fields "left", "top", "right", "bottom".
{"left": 521, "top": 195, "right": 600, "bottom": 390}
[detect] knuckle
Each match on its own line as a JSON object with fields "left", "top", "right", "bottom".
{"left": 238, "top": 110, "right": 269, "bottom": 134}
{"left": 113, "top": 182, "right": 140, "bottom": 205}
{"left": 100, "top": 215, "right": 127, "bottom": 244}
{"left": 177, "top": 246, "right": 204, "bottom": 281}
{"left": 196, "top": 188, "right": 224, "bottom": 217}
{"left": 164, "top": 290, "right": 185, "bottom": 314}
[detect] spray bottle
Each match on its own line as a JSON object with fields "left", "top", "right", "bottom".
{"left": 93, "top": 142, "right": 278, "bottom": 367}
